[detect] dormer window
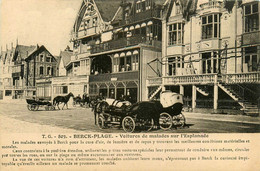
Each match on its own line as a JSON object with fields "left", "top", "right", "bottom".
{"left": 176, "top": 3, "right": 181, "bottom": 15}
{"left": 244, "top": 2, "right": 259, "bottom": 33}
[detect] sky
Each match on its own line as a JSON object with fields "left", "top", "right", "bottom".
{"left": 0, "top": 0, "right": 82, "bottom": 56}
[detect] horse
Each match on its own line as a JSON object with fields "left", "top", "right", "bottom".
{"left": 53, "top": 92, "right": 74, "bottom": 110}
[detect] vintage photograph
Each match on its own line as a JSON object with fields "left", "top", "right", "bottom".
{"left": 0, "top": 0, "right": 260, "bottom": 134}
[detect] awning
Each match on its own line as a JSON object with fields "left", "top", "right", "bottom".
{"left": 120, "top": 52, "right": 125, "bottom": 57}
{"left": 135, "top": 24, "right": 140, "bottom": 29}
{"left": 124, "top": 27, "right": 129, "bottom": 32}
{"left": 133, "top": 50, "right": 139, "bottom": 55}
{"left": 141, "top": 23, "right": 146, "bottom": 27}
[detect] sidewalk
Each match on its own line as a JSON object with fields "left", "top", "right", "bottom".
{"left": 183, "top": 112, "right": 260, "bottom": 125}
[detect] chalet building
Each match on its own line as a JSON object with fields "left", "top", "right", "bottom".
{"left": 0, "top": 44, "right": 57, "bottom": 100}
{"left": 64, "top": 0, "right": 164, "bottom": 103}
{"left": 147, "top": 0, "right": 260, "bottom": 115}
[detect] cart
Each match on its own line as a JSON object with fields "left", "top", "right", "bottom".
{"left": 26, "top": 99, "right": 55, "bottom": 111}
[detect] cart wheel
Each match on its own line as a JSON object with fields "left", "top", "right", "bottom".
{"left": 97, "top": 115, "right": 107, "bottom": 129}
{"left": 122, "top": 116, "right": 136, "bottom": 133}
{"left": 27, "top": 104, "right": 32, "bottom": 111}
{"left": 31, "top": 103, "right": 39, "bottom": 111}
{"left": 142, "top": 118, "right": 154, "bottom": 131}
{"left": 173, "top": 113, "right": 186, "bottom": 127}
{"left": 159, "top": 112, "right": 173, "bottom": 130}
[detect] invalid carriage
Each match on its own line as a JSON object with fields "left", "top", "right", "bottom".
{"left": 96, "top": 91, "right": 186, "bottom": 133}
{"left": 26, "top": 98, "right": 55, "bottom": 111}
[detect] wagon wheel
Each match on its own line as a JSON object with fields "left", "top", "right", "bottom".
{"left": 173, "top": 113, "right": 186, "bottom": 127}
{"left": 159, "top": 112, "right": 173, "bottom": 130}
{"left": 31, "top": 103, "right": 39, "bottom": 111}
{"left": 141, "top": 118, "right": 154, "bottom": 132}
{"left": 122, "top": 116, "right": 136, "bottom": 133}
{"left": 27, "top": 104, "right": 32, "bottom": 111}
{"left": 97, "top": 115, "right": 107, "bottom": 129}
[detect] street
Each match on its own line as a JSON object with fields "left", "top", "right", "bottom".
{"left": 0, "top": 102, "right": 259, "bottom": 133}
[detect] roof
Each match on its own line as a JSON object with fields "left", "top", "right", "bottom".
{"left": 1, "top": 48, "right": 15, "bottom": 64}
{"left": 14, "top": 45, "right": 37, "bottom": 60}
{"left": 94, "top": 0, "right": 123, "bottom": 22}
{"left": 59, "top": 50, "right": 73, "bottom": 67}
{"left": 25, "top": 45, "right": 56, "bottom": 62}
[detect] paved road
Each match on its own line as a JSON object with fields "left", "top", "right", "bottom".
{"left": 0, "top": 102, "right": 259, "bottom": 133}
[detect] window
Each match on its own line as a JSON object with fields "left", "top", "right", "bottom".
{"left": 126, "top": 56, "right": 132, "bottom": 71}
{"left": 63, "top": 86, "right": 68, "bottom": 94}
{"left": 244, "top": 3, "right": 259, "bottom": 32}
{"left": 244, "top": 47, "right": 259, "bottom": 72}
{"left": 168, "top": 23, "right": 184, "bottom": 45}
{"left": 113, "top": 58, "right": 119, "bottom": 72}
{"left": 202, "top": 52, "right": 220, "bottom": 74}
{"left": 5, "top": 90, "right": 12, "bottom": 96}
{"left": 132, "top": 54, "right": 139, "bottom": 71}
{"left": 47, "top": 67, "right": 51, "bottom": 75}
{"left": 202, "top": 14, "right": 221, "bottom": 39}
{"left": 120, "top": 57, "right": 125, "bottom": 72}
{"left": 40, "top": 66, "right": 44, "bottom": 75}
{"left": 93, "top": 17, "right": 98, "bottom": 27}
{"left": 46, "top": 57, "right": 51, "bottom": 62}
{"left": 40, "top": 55, "right": 44, "bottom": 62}
{"left": 168, "top": 56, "right": 184, "bottom": 76}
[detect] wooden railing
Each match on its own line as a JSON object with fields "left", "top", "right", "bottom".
{"left": 91, "top": 36, "right": 161, "bottom": 54}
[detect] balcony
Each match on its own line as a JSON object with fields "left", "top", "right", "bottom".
{"left": 200, "top": 1, "right": 223, "bottom": 10}
{"left": 91, "top": 36, "right": 162, "bottom": 54}
{"left": 89, "top": 71, "right": 138, "bottom": 83}
{"left": 128, "top": 9, "right": 161, "bottom": 23}
{"left": 242, "top": 31, "right": 260, "bottom": 45}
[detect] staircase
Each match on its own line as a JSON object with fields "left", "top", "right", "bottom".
{"left": 148, "top": 85, "right": 162, "bottom": 100}
{"left": 196, "top": 86, "right": 209, "bottom": 96}
{"left": 218, "top": 83, "right": 259, "bottom": 116}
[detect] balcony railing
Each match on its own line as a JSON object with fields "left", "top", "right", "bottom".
{"left": 89, "top": 71, "right": 138, "bottom": 83}
{"left": 147, "top": 77, "right": 162, "bottom": 86}
{"left": 221, "top": 72, "right": 260, "bottom": 84}
{"left": 200, "top": 1, "right": 223, "bottom": 10}
{"left": 91, "top": 36, "right": 161, "bottom": 54}
{"left": 163, "top": 74, "right": 218, "bottom": 85}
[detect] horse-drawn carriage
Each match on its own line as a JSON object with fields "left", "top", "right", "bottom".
{"left": 73, "top": 95, "right": 90, "bottom": 108}
{"left": 26, "top": 98, "right": 55, "bottom": 111}
{"left": 95, "top": 91, "right": 186, "bottom": 133}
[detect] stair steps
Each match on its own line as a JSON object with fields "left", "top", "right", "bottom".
{"left": 149, "top": 85, "right": 162, "bottom": 100}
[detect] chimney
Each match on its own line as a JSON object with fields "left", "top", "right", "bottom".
{"left": 121, "top": 0, "right": 126, "bottom": 21}
{"left": 16, "top": 38, "right": 18, "bottom": 46}
{"left": 6, "top": 44, "right": 8, "bottom": 51}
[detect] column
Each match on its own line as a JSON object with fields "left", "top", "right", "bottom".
{"left": 179, "top": 85, "right": 184, "bottom": 95}
{"left": 192, "top": 85, "right": 196, "bottom": 109}
{"left": 213, "top": 84, "right": 218, "bottom": 110}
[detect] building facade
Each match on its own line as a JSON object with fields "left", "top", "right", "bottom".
{"left": 0, "top": 44, "right": 57, "bottom": 100}
{"left": 147, "top": 0, "right": 260, "bottom": 115}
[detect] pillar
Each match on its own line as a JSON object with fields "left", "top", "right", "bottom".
{"left": 179, "top": 85, "right": 184, "bottom": 95}
{"left": 213, "top": 84, "right": 218, "bottom": 110}
{"left": 192, "top": 85, "right": 196, "bottom": 109}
